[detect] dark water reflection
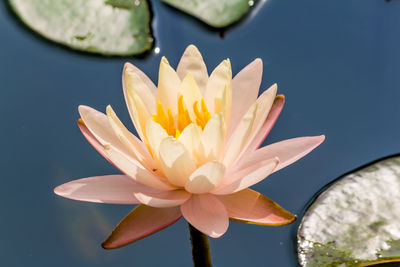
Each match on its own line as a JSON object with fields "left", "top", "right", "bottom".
{"left": 1, "top": 0, "right": 400, "bottom": 266}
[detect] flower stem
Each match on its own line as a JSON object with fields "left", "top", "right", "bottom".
{"left": 188, "top": 223, "right": 213, "bottom": 267}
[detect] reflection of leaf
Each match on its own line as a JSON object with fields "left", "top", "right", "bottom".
{"left": 298, "top": 155, "right": 400, "bottom": 266}
{"left": 9, "top": 0, "right": 153, "bottom": 56}
{"left": 162, "top": 0, "right": 255, "bottom": 28}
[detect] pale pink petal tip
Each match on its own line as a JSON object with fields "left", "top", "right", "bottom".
{"left": 53, "top": 175, "right": 146, "bottom": 204}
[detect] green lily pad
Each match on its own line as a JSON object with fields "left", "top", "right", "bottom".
{"left": 298, "top": 155, "right": 400, "bottom": 266}
{"left": 9, "top": 0, "right": 153, "bottom": 56}
{"left": 162, "top": 0, "right": 256, "bottom": 28}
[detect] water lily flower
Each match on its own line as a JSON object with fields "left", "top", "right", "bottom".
{"left": 54, "top": 45, "right": 324, "bottom": 249}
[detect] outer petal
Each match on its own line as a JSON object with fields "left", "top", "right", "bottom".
{"left": 204, "top": 59, "right": 232, "bottom": 114}
{"left": 201, "top": 113, "right": 225, "bottom": 162}
{"left": 181, "top": 194, "right": 229, "bottom": 238}
{"left": 54, "top": 175, "right": 146, "bottom": 204}
{"left": 106, "top": 105, "right": 156, "bottom": 170}
{"left": 177, "top": 44, "right": 208, "bottom": 95}
{"left": 213, "top": 158, "right": 279, "bottom": 195}
{"left": 159, "top": 137, "right": 197, "bottom": 187}
{"left": 156, "top": 57, "right": 181, "bottom": 116}
{"left": 249, "top": 84, "right": 277, "bottom": 141}
{"left": 227, "top": 58, "right": 263, "bottom": 140}
{"left": 102, "top": 205, "right": 181, "bottom": 249}
{"left": 223, "top": 102, "right": 257, "bottom": 167}
{"left": 245, "top": 95, "right": 285, "bottom": 153}
{"left": 185, "top": 161, "right": 225, "bottom": 194}
{"left": 134, "top": 190, "right": 191, "bottom": 208}
{"left": 104, "top": 145, "right": 176, "bottom": 191}
{"left": 223, "top": 84, "right": 277, "bottom": 167}
{"left": 123, "top": 63, "right": 156, "bottom": 113}
{"left": 218, "top": 189, "right": 296, "bottom": 225}
{"left": 78, "top": 105, "right": 133, "bottom": 158}
{"left": 236, "top": 135, "right": 325, "bottom": 174}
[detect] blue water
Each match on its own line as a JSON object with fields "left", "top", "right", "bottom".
{"left": 1, "top": 0, "right": 400, "bottom": 266}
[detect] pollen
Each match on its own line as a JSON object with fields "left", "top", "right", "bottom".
{"left": 152, "top": 96, "right": 211, "bottom": 137}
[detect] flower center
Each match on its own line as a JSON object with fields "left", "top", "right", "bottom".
{"left": 152, "top": 95, "right": 211, "bottom": 138}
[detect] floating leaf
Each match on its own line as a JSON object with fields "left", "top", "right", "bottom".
{"left": 298, "top": 155, "right": 400, "bottom": 266}
{"left": 162, "top": 0, "right": 255, "bottom": 28}
{"left": 9, "top": 0, "right": 153, "bottom": 56}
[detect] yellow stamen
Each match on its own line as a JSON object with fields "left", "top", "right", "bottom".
{"left": 167, "top": 108, "right": 175, "bottom": 136}
{"left": 152, "top": 102, "right": 169, "bottom": 130}
{"left": 152, "top": 96, "right": 212, "bottom": 136}
{"left": 177, "top": 95, "right": 192, "bottom": 132}
{"left": 201, "top": 98, "right": 212, "bottom": 123}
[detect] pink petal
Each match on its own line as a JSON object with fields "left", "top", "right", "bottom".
{"left": 245, "top": 95, "right": 285, "bottom": 153}
{"left": 180, "top": 194, "right": 229, "bottom": 238}
{"left": 134, "top": 190, "right": 191, "bottom": 208}
{"left": 78, "top": 106, "right": 134, "bottom": 160}
{"left": 218, "top": 189, "right": 296, "bottom": 225}
{"left": 227, "top": 58, "right": 263, "bottom": 140}
{"left": 104, "top": 145, "right": 176, "bottom": 191}
{"left": 54, "top": 175, "right": 150, "bottom": 204}
{"left": 77, "top": 119, "right": 109, "bottom": 161}
{"left": 102, "top": 205, "right": 181, "bottom": 249}
{"left": 213, "top": 158, "right": 279, "bottom": 195}
{"left": 106, "top": 105, "right": 156, "bottom": 170}
{"left": 236, "top": 135, "right": 325, "bottom": 174}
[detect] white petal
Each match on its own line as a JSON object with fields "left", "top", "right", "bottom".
{"left": 126, "top": 90, "right": 152, "bottom": 142}
{"left": 201, "top": 113, "right": 225, "bottom": 162}
{"left": 123, "top": 64, "right": 156, "bottom": 113}
{"left": 179, "top": 73, "right": 203, "bottom": 120}
{"left": 159, "top": 137, "right": 197, "bottom": 187}
{"left": 123, "top": 62, "right": 157, "bottom": 96}
{"left": 145, "top": 119, "right": 168, "bottom": 163}
{"left": 204, "top": 59, "right": 232, "bottom": 114}
{"left": 177, "top": 44, "right": 208, "bottom": 95}
{"left": 178, "top": 123, "right": 204, "bottom": 163}
{"left": 156, "top": 57, "right": 181, "bottom": 116}
{"left": 185, "top": 161, "right": 225, "bottom": 194}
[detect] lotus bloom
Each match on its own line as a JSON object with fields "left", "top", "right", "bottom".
{"left": 54, "top": 45, "right": 324, "bottom": 249}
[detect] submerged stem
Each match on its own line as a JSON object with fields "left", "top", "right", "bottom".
{"left": 188, "top": 224, "right": 213, "bottom": 267}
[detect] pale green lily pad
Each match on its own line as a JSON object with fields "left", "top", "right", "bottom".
{"left": 298, "top": 155, "right": 400, "bottom": 266}
{"left": 9, "top": 0, "right": 153, "bottom": 56}
{"left": 162, "top": 0, "right": 256, "bottom": 28}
